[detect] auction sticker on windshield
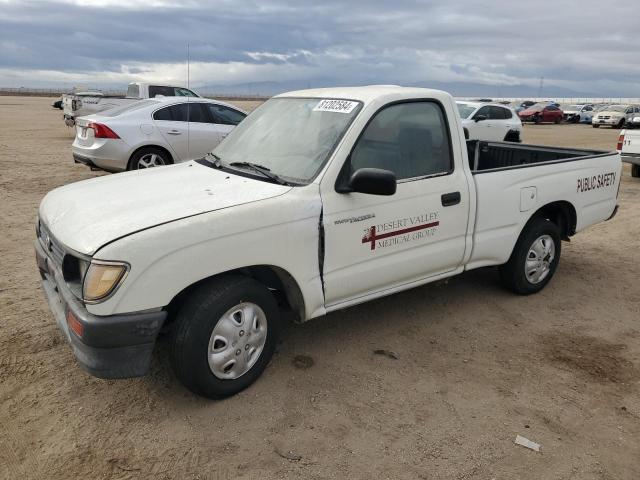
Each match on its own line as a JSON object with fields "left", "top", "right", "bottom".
{"left": 313, "top": 99, "right": 359, "bottom": 113}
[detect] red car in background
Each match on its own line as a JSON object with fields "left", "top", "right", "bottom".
{"left": 518, "top": 104, "right": 564, "bottom": 124}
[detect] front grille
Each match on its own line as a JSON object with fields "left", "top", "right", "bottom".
{"left": 38, "top": 222, "right": 65, "bottom": 268}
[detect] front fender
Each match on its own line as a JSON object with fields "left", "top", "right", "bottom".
{"left": 87, "top": 189, "right": 325, "bottom": 320}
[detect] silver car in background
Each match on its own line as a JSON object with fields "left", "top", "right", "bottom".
{"left": 72, "top": 97, "right": 247, "bottom": 172}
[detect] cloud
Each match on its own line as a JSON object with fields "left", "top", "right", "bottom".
{"left": 0, "top": 0, "right": 639, "bottom": 96}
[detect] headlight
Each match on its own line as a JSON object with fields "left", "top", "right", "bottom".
{"left": 83, "top": 261, "right": 128, "bottom": 302}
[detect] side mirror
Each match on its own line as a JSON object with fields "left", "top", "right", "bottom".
{"left": 474, "top": 114, "right": 487, "bottom": 122}
{"left": 348, "top": 168, "right": 396, "bottom": 196}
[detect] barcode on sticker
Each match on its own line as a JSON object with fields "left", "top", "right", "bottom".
{"left": 313, "top": 99, "right": 358, "bottom": 113}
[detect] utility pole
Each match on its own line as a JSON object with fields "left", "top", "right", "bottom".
{"left": 537, "top": 77, "right": 544, "bottom": 99}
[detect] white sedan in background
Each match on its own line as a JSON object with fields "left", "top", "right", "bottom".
{"left": 72, "top": 97, "right": 247, "bottom": 172}
{"left": 560, "top": 104, "right": 594, "bottom": 123}
{"left": 456, "top": 101, "right": 522, "bottom": 142}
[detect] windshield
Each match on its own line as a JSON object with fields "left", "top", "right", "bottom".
{"left": 456, "top": 103, "right": 477, "bottom": 119}
{"left": 126, "top": 84, "right": 140, "bottom": 98}
{"left": 606, "top": 105, "right": 627, "bottom": 113}
{"left": 211, "top": 97, "right": 362, "bottom": 184}
{"left": 175, "top": 87, "right": 198, "bottom": 97}
{"left": 560, "top": 104, "right": 580, "bottom": 111}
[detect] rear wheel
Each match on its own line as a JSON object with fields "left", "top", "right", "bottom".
{"left": 170, "top": 275, "right": 281, "bottom": 399}
{"left": 632, "top": 164, "right": 640, "bottom": 178}
{"left": 554, "top": 116, "right": 562, "bottom": 124}
{"left": 128, "top": 147, "right": 172, "bottom": 171}
{"left": 504, "top": 130, "right": 521, "bottom": 142}
{"left": 499, "top": 216, "right": 561, "bottom": 295}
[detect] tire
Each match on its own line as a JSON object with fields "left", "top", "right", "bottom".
{"left": 632, "top": 164, "right": 640, "bottom": 178}
{"left": 617, "top": 119, "right": 625, "bottom": 129}
{"left": 534, "top": 115, "right": 541, "bottom": 125}
{"left": 504, "top": 130, "right": 521, "bottom": 142}
{"left": 592, "top": 124, "right": 600, "bottom": 128}
{"left": 170, "top": 275, "right": 281, "bottom": 399}
{"left": 498, "top": 216, "right": 561, "bottom": 295}
{"left": 554, "top": 116, "right": 562, "bottom": 124}
{"left": 128, "top": 147, "right": 172, "bottom": 171}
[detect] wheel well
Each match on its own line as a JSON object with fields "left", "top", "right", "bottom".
{"left": 128, "top": 145, "right": 174, "bottom": 169}
{"left": 504, "top": 130, "right": 521, "bottom": 142}
{"left": 164, "top": 265, "right": 306, "bottom": 327}
{"left": 529, "top": 201, "right": 576, "bottom": 240}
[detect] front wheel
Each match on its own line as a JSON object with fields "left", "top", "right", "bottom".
{"left": 499, "top": 216, "right": 561, "bottom": 295}
{"left": 170, "top": 275, "right": 281, "bottom": 399}
{"left": 592, "top": 124, "right": 600, "bottom": 128}
{"left": 617, "top": 119, "right": 626, "bottom": 129}
{"left": 632, "top": 164, "right": 640, "bottom": 178}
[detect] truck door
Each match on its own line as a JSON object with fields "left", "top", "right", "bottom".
{"left": 321, "top": 100, "right": 470, "bottom": 306}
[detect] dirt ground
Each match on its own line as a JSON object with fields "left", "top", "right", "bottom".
{"left": 1, "top": 96, "right": 639, "bottom": 480}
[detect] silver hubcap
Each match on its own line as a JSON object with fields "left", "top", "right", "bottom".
{"left": 207, "top": 302, "right": 268, "bottom": 380}
{"left": 138, "top": 153, "right": 165, "bottom": 168}
{"left": 525, "top": 234, "right": 555, "bottom": 284}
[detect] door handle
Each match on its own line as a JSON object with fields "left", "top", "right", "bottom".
{"left": 441, "top": 191, "right": 461, "bottom": 206}
{"left": 167, "top": 130, "right": 182, "bottom": 135}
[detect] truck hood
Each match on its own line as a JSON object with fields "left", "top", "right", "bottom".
{"left": 39, "top": 161, "right": 291, "bottom": 255}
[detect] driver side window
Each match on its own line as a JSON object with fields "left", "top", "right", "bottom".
{"left": 474, "top": 106, "right": 491, "bottom": 120}
{"left": 348, "top": 101, "right": 452, "bottom": 181}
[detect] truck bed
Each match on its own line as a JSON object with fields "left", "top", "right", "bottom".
{"left": 466, "top": 140, "right": 609, "bottom": 172}
{"left": 465, "top": 140, "right": 620, "bottom": 271}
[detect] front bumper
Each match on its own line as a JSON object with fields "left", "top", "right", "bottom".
{"left": 593, "top": 118, "right": 623, "bottom": 126}
{"left": 35, "top": 239, "right": 167, "bottom": 379}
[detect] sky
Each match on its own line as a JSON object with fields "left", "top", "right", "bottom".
{"left": 1, "top": 0, "right": 639, "bottom": 96}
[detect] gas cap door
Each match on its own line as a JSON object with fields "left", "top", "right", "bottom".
{"left": 520, "top": 186, "right": 537, "bottom": 212}
{"left": 140, "top": 123, "right": 154, "bottom": 135}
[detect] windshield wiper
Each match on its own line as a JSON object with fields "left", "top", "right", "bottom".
{"left": 228, "top": 161, "right": 290, "bottom": 185}
{"left": 203, "top": 152, "right": 223, "bottom": 168}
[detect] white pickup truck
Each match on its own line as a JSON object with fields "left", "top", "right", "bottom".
{"left": 36, "top": 86, "right": 621, "bottom": 399}
{"left": 62, "top": 82, "right": 200, "bottom": 126}
{"left": 618, "top": 127, "right": 640, "bottom": 177}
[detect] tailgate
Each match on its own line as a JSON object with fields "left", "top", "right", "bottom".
{"left": 622, "top": 130, "right": 640, "bottom": 155}
{"left": 62, "top": 96, "right": 75, "bottom": 116}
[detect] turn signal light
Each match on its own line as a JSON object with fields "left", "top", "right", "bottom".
{"left": 83, "top": 262, "right": 128, "bottom": 302}
{"left": 88, "top": 122, "right": 120, "bottom": 139}
{"left": 66, "top": 309, "right": 84, "bottom": 338}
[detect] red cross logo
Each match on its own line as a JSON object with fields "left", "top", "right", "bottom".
{"left": 361, "top": 221, "right": 440, "bottom": 250}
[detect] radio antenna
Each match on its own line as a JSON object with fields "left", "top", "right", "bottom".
{"left": 187, "top": 43, "right": 190, "bottom": 159}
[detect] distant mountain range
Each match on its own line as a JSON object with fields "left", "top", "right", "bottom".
{"left": 197, "top": 79, "right": 629, "bottom": 99}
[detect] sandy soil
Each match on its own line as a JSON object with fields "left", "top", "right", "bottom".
{"left": 1, "top": 96, "right": 639, "bottom": 479}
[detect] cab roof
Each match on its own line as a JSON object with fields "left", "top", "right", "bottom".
{"left": 275, "top": 85, "right": 452, "bottom": 106}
